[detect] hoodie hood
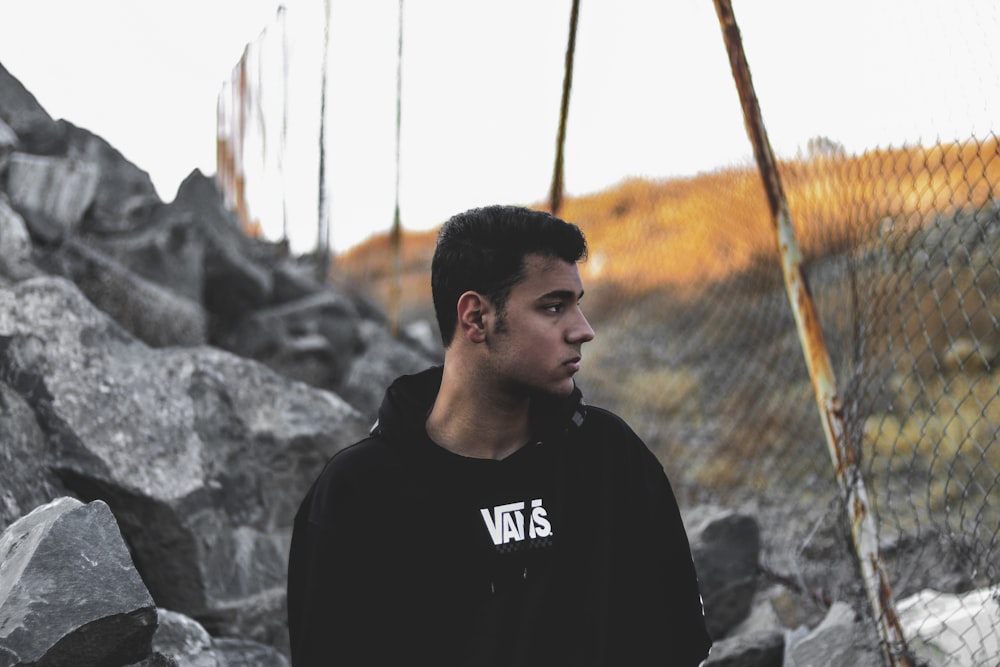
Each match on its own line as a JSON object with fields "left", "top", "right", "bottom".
{"left": 371, "top": 366, "right": 587, "bottom": 445}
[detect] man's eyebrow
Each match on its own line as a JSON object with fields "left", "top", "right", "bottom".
{"left": 537, "top": 289, "right": 585, "bottom": 301}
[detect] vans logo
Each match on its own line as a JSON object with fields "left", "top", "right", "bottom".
{"left": 480, "top": 499, "right": 553, "bottom": 547}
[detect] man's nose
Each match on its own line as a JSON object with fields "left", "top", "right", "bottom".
{"left": 568, "top": 309, "right": 595, "bottom": 344}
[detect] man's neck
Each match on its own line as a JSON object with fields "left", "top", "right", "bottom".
{"left": 425, "top": 362, "right": 533, "bottom": 460}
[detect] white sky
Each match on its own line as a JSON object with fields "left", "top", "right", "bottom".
{"left": 1, "top": 1, "right": 997, "bottom": 253}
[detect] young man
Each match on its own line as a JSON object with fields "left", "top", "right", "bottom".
{"left": 287, "top": 206, "right": 711, "bottom": 666}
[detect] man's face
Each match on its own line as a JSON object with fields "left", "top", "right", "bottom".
{"left": 483, "top": 254, "right": 595, "bottom": 397}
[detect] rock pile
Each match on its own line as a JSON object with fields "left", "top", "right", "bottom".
{"left": 0, "top": 61, "right": 433, "bottom": 664}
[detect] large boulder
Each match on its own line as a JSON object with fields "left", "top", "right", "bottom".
{"left": 6, "top": 152, "right": 100, "bottom": 239}
{"left": 0, "top": 62, "right": 61, "bottom": 153}
{"left": 85, "top": 212, "right": 205, "bottom": 303}
{"left": 703, "top": 629, "right": 784, "bottom": 667}
{"left": 784, "top": 601, "right": 882, "bottom": 667}
{"left": 140, "top": 608, "right": 290, "bottom": 667}
{"left": 0, "top": 195, "right": 36, "bottom": 283}
{"left": 0, "top": 382, "right": 65, "bottom": 532}
{"left": 0, "top": 119, "right": 15, "bottom": 173}
{"left": 0, "top": 497, "right": 156, "bottom": 666}
{"left": 0, "top": 277, "right": 367, "bottom": 649}
{"left": 338, "top": 318, "right": 437, "bottom": 419}
{"left": 60, "top": 120, "right": 162, "bottom": 232}
{"left": 219, "top": 290, "right": 363, "bottom": 391}
{"left": 898, "top": 588, "right": 1000, "bottom": 667}
{"left": 160, "top": 171, "right": 272, "bottom": 329}
{"left": 687, "top": 506, "right": 762, "bottom": 640}
{"left": 39, "top": 239, "right": 207, "bottom": 347}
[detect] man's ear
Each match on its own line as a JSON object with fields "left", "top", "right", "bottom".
{"left": 456, "top": 291, "right": 487, "bottom": 343}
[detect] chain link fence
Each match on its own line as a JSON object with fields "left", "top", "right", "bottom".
{"left": 544, "top": 2, "right": 1000, "bottom": 661}
{"left": 562, "top": 113, "right": 999, "bottom": 667}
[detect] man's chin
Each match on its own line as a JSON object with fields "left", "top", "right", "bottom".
{"left": 533, "top": 378, "right": 576, "bottom": 399}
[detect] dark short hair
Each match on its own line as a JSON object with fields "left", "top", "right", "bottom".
{"left": 431, "top": 205, "right": 588, "bottom": 347}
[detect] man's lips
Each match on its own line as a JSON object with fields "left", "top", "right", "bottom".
{"left": 564, "top": 356, "right": 581, "bottom": 373}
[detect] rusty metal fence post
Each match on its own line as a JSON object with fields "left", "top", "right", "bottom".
{"left": 710, "top": 1, "right": 913, "bottom": 664}
{"left": 548, "top": 0, "right": 580, "bottom": 216}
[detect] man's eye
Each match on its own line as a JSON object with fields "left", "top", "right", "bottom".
{"left": 544, "top": 304, "right": 563, "bottom": 313}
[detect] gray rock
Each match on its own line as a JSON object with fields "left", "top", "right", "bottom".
{"left": 338, "top": 318, "right": 437, "bottom": 419}
{"left": 220, "top": 290, "right": 362, "bottom": 390}
{"left": 784, "top": 601, "right": 882, "bottom": 667}
{"left": 87, "top": 214, "right": 205, "bottom": 303}
{"left": 0, "top": 497, "right": 156, "bottom": 666}
{"left": 6, "top": 153, "right": 100, "bottom": 238}
{"left": 401, "top": 318, "right": 444, "bottom": 360}
{"left": 128, "top": 654, "right": 180, "bottom": 667}
{"left": 147, "top": 609, "right": 217, "bottom": 667}
{"left": 704, "top": 629, "right": 784, "bottom": 667}
{"left": 162, "top": 171, "right": 272, "bottom": 327}
{"left": 271, "top": 260, "right": 324, "bottom": 305}
{"left": 687, "top": 506, "right": 762, "bottom": 640}
{"left": 0, "top": 119, "right": 16, "bottom": 173}
{"left": 213, "top": 638, "right": 289, "bottom": 667}
{"left": 0, "top": 63, "right": 59, "bottom": 146}
{"left": 728, "top": 585, "right": 786, "bottom": 637}
{"left": 0, "top": 277, "right": 366, "bottom": 647}
{"left": 60, "top": 120, "right": 162, "bottom": 232}
{"left": 138, "top": 608, "right": 291, "bottom": 667}
{"left": 45, "top": 239, "right": 207, "bottom": 347}
{"left": 898, "top": 588, "right": 1000, "bottom": 667}
{"left": 0, "top": 195, "right": 36, "bottom": 282}
{"left": 0, "top": 382, "right": 65, "bottom": 533}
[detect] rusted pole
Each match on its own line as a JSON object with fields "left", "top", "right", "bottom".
{"left": 389, "top": 0, "right": 404, "bottom": 338}
{"left": 710, "top": 2, "right": 913, "bottom": 665}
{"left": 279, "top": 5, "right": 290, "bottom": 245}
{"left": 316, "top": 0, "right": 332, "bottom": 283}
{"left": 548, "top": 0, "right": 580, "bottom": 216}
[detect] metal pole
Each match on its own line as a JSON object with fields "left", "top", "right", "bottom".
{"left": 389, "top": 0, "right": 404, "bottom": 338}
{"left": 279, "top": 4, "right": 290, "bottom": 245}
{"left": 548, "top": 0, "right": 580, "bottom": 216}
{"left": 316, "top": 0, "right": 332, "bottom": 282}
{"left": 710, "top": 2, "right": 913, "bottom": 665}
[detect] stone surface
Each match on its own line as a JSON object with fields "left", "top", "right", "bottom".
{"left": 687, "top": 506, "right": 762, "bottom": 640}
{"left": 219, "top": 290, "right": 362, "bottom": 390}
{"left": 898, "top": 588, "right": 1000, "bottom": 667}
{"left": 6, "top": 153, "right": 100, "bottom": 237}
{"left": 146, "top": 609, "right": 216, "bottom": 667}
{"left": 60, "top": 120, "right": 161, "bottom": 232}
{"left": 0, "top": 195, "right": 36, "bottom": 282}
{"left": 0, "top": 62, "right": 58, "bottom": 144}
{"left": 703, "top": 629, "right": 784, "bottom": 667}
{"left": 87, "top": 213, "right": 205, "bottom": 303}
{"left": 339, "top": 318, "right": 437, "bottom": 419}
{"left": 0, "top": 383, "right": 64, "bottom": 533}
{"left": 44, "top": 239, "right": 207, "bottom": 347}
{"left": 213, "top": 638, "right": 290, "bottom": 667}
{"left": 0, "top": 277, "right": 367, "bottom": 647}
{"left": 131, "top": 608, "right": 292, "bottom": 667}
{"left": 0, "top": 497, "right": 156, "bottom": 666}
{"left": 784, "top": 601, "right": 882, "bottom": 667}
{"left": 0, "top": 119, "right": 15, "bottom": 172}
{"left": 162, "top": 171, "right": 272, "bottom": 328}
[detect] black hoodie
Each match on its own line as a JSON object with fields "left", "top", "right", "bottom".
{"left": 288, "top": 367, "right": 711, "bottom": 666}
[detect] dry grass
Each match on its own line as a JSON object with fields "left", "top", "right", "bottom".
{"left": 336, "top": 137, "right": 1000, "bottom": 304}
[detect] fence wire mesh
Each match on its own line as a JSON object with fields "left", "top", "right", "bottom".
{"left": 535, "top": 2, "right": 1000, "bottom": 662}
{"left": 561, "top": 135, "right": 1000, "bottom": 667}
